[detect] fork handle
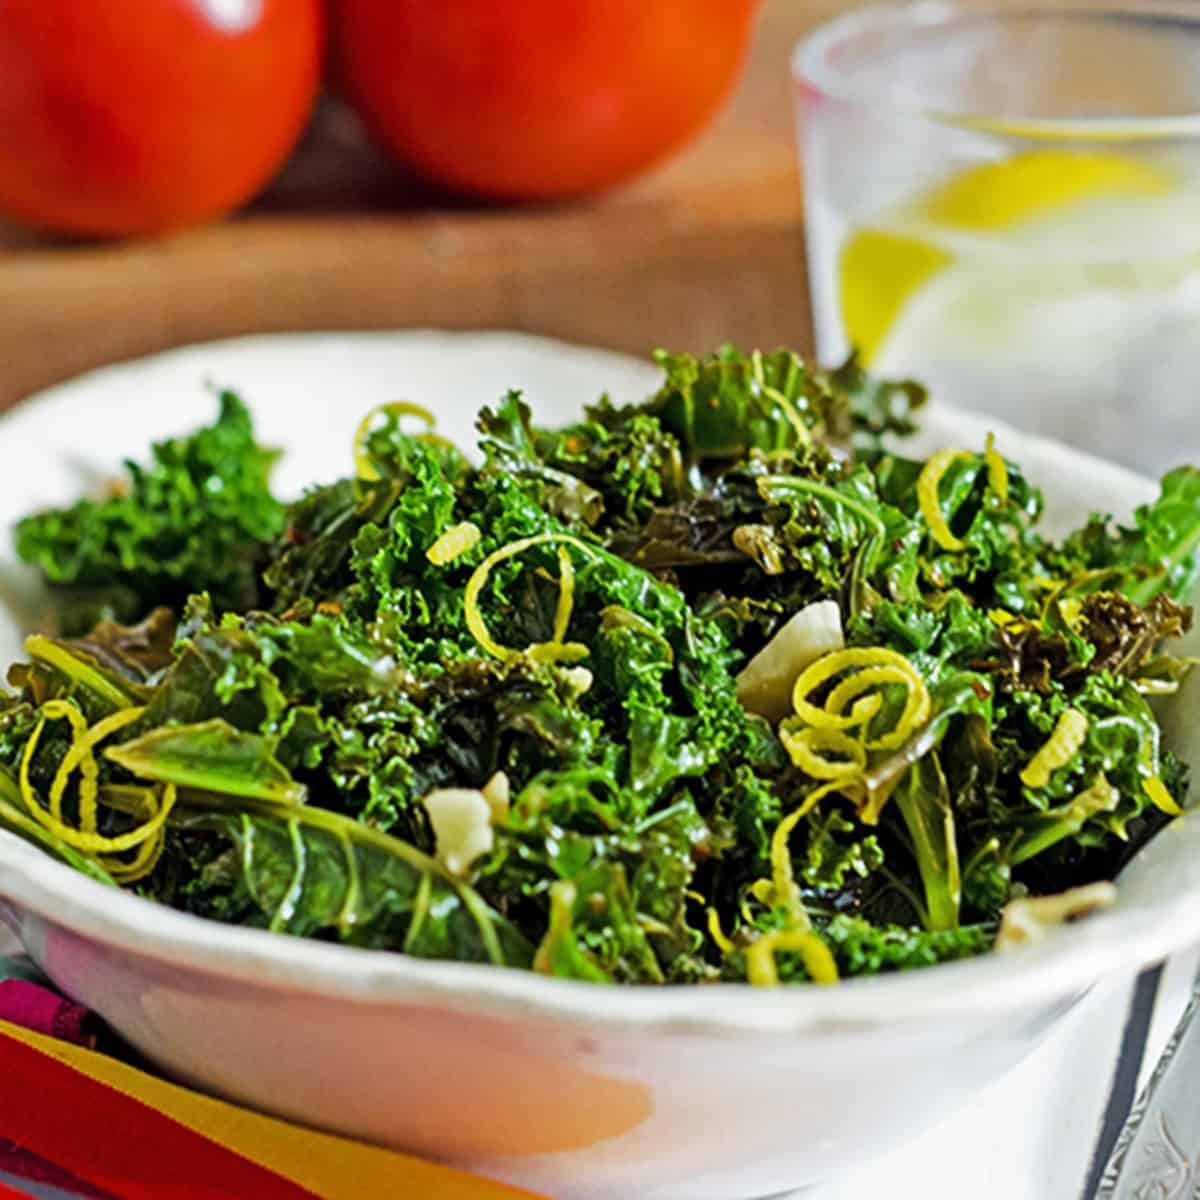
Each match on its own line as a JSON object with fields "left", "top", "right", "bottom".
{"left": 1097, "top": 970, "right": 1200, "bottom": 1197}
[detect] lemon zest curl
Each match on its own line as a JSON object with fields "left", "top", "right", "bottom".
{"left": 18, "top": 700, "right": 175, "bottom": 883}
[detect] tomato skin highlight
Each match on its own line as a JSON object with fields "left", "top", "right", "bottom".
{"left": 0, "top": 0, "right": 324, "bottom": 236}
{"left": 331, "top": 0, "right": 760, "bottom": 201}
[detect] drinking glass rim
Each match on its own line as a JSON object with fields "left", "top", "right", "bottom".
{"left": 792, "top": 0, "right": 1200, "bottom": 141}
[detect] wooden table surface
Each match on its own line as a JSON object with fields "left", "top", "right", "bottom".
{"left": 0, "top": 1, "right": 841, "bottom": 410}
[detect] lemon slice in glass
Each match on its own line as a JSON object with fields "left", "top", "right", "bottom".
{"left": 840, "top": 150, "right": 1174, "bottom": 366}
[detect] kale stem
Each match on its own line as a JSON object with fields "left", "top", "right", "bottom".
{"left": 879, "top": 865, "right": 929, "bottom": 929}
{"left": 631, "top": 798, "right": 694, "bottom": 835}
{"left": 757, "top": 477, "right": 887, "bottom": 538}
{"left": 893, "top": 762, "right": 960, "bottom": 933}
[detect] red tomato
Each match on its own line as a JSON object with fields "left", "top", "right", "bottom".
{"left": 331, "top": 0, "right": 760, "bottom": 201}
{"left": 0, "top": 0, "right": 323, "bottom": 236}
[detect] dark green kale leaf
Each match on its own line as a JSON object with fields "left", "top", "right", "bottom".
{"left": 869, "top": 448, "right": 1051, "bottom": 614}
{"left": 263, "top": 479, "right": 365, "bottom": 613}
{"left": 63, "top": 608, "right": 178, "bottom": 685}
{"left": 1116, "top": 467, "right": 1200, "bottom": 604}
{"left": 819, "top": 914, "right": 993, "bottom": 975}
{"left": 477, "top": 391, "right": 608, "bottom": 528}
{"left": 530, "top": 863, "right": 664, "bottom": 984}
{"left": 535, "top": 397, "right": 687, "bottom": 530}
{"left": 104, "top": 719, "right": 306, "bottom": 805}
{"left": 796, "top": 807, "right": 885, "bottom": 892}
{"left": 15, "top": 393, "right": 284, "bottom": 631}
{"left": 169, "top": 803, "right": 532, "bottom": 966}
{"left": 647, "top": 346, "right": 853, "bottom": 461}
{"left": 1053, "top": 466, "right": 1200, "bottom": 605}
{"left": 972, "top": 592, "right": 1193, "bottom": 694}
{"left": 829, "top": 353, "right": 927, "bottom": 448}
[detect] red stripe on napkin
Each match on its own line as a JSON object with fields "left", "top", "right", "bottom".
{"left": 0, "top": 1029, "right": 320, "bottom": 1200}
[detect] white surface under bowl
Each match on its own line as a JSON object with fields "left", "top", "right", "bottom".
{"left": 0, "top": 332, "right": 1195, "bottom": 1200}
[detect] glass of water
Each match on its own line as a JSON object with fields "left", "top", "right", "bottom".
{"left": 793, "top": 1, "right": 1200, "bottom": 475}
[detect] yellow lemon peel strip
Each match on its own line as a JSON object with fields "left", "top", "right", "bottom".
{"left": 67, "top": 707, "right": 147, "bottom": 834}
{"left": 985, "top": 434, "right": 1009, "bottom": 505}
{"left": 746, "top": 930, "right": 839, "bottom": 987}
{"left": 918, "top": 450, "right": 973, "bottom": 552}
{"left": 789, "top": 648, "right": 931, "bottom": 748}
{"left": 105, "top": 786, "right": 177, "bottom": 883}
{"left": 779, "top": 723, "right": 866, "bottom": 781}
{"left": 1058, "top": 597, "right": 1085, "bottom": 632}
{"left": 768, "top": 806, "right": 811, "bottom": 929}
{"left": 707, "top": 909, "right": 736, "bottom": 955}
{"left": 19, "top": 700, "right": 173, "bottom": 881}
{"left": 763, "top": 781, "right": 865, "bottom": 931}
{"left": 1146, "top": 776, "right": 1183, "bottom": 817}
{"left": 353, "top": 401, "right": 439, "bottom": 482}
{"left": 36, "top": 700, "right": 89, "bottom": 824}
{"left": 464, "top": 534, "right": 598, "bottom": 664}
{"left": 426, "top": 522, "right": 481, "bottom": 566}
{"left": 551, "top": 547, "right": 575, "bottom": 645}
{"left": 824, "top": 665, "right": 932, "bottom": 751}
{"left": 1021, "top": 709, "right": 1089, "bottom": 789}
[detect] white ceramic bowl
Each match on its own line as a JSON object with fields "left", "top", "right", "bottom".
{"left": 0, "top": 333, "right": 1196, "bottom": 1200}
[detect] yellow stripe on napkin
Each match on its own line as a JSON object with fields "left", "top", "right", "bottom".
{"left": 0, "top": 1018, "right": 541, "bottom": 1200}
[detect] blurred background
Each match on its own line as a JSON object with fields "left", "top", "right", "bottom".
{"left": 0, "top": 0, "right": 835, "bottom": 413}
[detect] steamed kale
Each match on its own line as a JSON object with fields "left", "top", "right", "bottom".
{"left": 1, "top": 346, "right": 1194, "bottom": 986}
{"left": 15, "top": 393, "right": 284, "bottom": 632}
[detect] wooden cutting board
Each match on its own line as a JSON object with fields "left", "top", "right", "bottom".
{"left": 0, "top": 0, "right": 841, "bottom": 410}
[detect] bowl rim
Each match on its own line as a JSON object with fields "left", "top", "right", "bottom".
{"left": 2, "top": 822, "right": 1196, "bottom": 1036}
{"left": 0, "top": 329, "right": 1194, "bottom": 1039}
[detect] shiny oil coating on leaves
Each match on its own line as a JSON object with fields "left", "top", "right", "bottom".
{"left": 0, "top": 347, "right": 1195, "bottom": 987}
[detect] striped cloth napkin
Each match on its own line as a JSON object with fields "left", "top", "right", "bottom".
{"left": 0, "top": 958, "right": 541, "bottom": 1200}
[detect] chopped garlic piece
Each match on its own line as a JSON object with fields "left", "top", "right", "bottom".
{"left": 422, "top": 788, "right": 494, "bottom": 877}
{"left": 561, "top": 666, "right": 594, "bottom": 697}
{"left": 481, "top": 771, "right": 510, "bottom": 823}
{"left": 995, "top": 881, "right": 1117, "bottom": 951}
{"left": 736, "top": 600, "right": 844, "bottom": 723}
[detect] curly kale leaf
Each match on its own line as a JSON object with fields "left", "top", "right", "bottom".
{"left": 267, "top": 414, "right": 464, "bottom": 617}
{"left": 477, "top": 392, "right": 612, "bottom": 529}
{"left": 1117, "top": 467, "right": 1200, "bottom": 604}
{"left": 264, "top": 479, "right": 364, "bottom": 612}
{"left": 830, "top": 353, "right": 927, "bottom": 448}
{"left": 647, "top": 346, "right": 854, "bottom": 460}
{"left": 1054, "top": 466, "right": 1200, "bottom": 605}
{"left": 15, "top": 393, "right": 284, "bottom": 631}
{"left": 973, "top": 592, "right": 1193, "bottom": 694}
{"left": 819, "top": 915, "right": 993, "bottom": 975}
{"left": 796, "top": 807, "right": 885, "bottom": 892}
{"left": 998, "top": 673, "right": 1170, "bottom": 845}
{"left": 870, "top": 448, "right": 1053, "bottom": 613}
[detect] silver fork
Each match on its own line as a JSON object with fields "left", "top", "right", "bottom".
{"left": 1098, "top": 967, "right": 1200, "bottom": 1198}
